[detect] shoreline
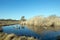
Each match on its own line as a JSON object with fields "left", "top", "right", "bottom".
{"left": 0, "top": 20, "right": 19, "bottom": 27}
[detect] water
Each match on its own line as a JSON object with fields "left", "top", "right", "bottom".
{"left": 2, "top": 24, "right": 60, "bottom": 40}
{"left": 2, "top": 24, "right": 40, "bottom": 39}
{"left": 41, "top": 31, "right": 60, "bottom": 40}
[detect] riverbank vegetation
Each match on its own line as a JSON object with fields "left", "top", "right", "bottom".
{"left": 0, "top": 16, "right": 26, "bottom": 27}
{"left": 0, "top": 15, "right": 60, "bottom": 34}
{"left": 0, "top": 32, "right": 37, "bottom": 40}
{"left": 20, "top": 15, "right": 60, "bottom": 34}
{"left": 0, "top": 19, "right": 19, "bottom": 27}
{"left": 0, "top": 15, "right": 60, "bottom": 40}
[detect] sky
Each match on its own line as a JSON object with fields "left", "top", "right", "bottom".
{"left": 0, "top": 0, "right": 60, "bottom": 20}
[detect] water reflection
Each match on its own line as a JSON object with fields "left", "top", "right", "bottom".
{"left": 2, "top": 25, "right": 40, "bottom": 39}
{"left": 2, "top": 25, "right": 60, "bottom": 40}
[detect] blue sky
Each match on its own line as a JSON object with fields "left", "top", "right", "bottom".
{"left": 0, "top": 0, "right": 60, "bottom": 20}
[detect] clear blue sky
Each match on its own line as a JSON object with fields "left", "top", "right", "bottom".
{"left": 0, "top": 0, "right": 60, "bottom": 20}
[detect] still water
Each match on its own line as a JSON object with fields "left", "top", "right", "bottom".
{"left": 2, "top": 25, "right": 60, "bottom": 40}
{"left": 2, "top": 25, "right": 40, "bottom": 39}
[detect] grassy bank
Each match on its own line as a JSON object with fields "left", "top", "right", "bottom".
{"left": 0, "top": 32, "right": 38, "bottom": 40}
{"left": 0, "top": 20, "right": 19, "bottom": 27}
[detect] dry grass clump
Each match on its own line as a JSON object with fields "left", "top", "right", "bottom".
{"left": 44, "top": 16, "right": 60, "bottom": 31}
{"left": 0, "top": 32, "right": 38, "bottom": 40}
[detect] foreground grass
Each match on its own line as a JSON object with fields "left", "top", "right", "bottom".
{"left": 0, "top": 32, "right": 38, "bottom": 40}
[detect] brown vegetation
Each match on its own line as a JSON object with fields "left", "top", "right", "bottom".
{"left": 0, "top": 32, "right": 38, "bottom": 40}
{"left": 20, "top": 15, "right": 60, "bottom": 34}
{"left": 0, "top": 20, "right": 19, "bottom": 27}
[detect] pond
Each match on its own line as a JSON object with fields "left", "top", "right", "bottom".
{"left": 2, "top": 24, "right": 60, "bottom": 40}
{"left": 2, "top": 25, "right": 40, "bottom": 39}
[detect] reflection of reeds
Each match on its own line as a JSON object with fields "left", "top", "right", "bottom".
{"left": 0, "top": 32, "right": 38, "bottom": 40}
{"left": 20, "top": 15, "right": 60, "bottom": 34}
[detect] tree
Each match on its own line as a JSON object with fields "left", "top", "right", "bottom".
{"left": 21, "top": 16, "right": 26, "bottom": 21}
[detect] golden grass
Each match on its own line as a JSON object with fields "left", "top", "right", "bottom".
{"left": 20, "top": 15, "right": 60, "bottom": 34}
{"left": 0, "top": 32, "right": 38, "bottom": 40}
